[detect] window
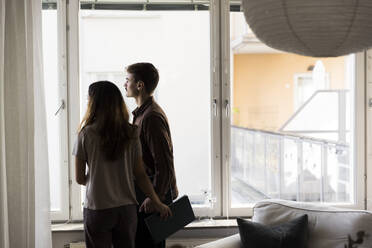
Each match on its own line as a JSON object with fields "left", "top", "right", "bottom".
{"left": 42, "top": 0, "right": 367, "bottom": 221}
{"left": 228, "top": 4, "right": 365, "bottom": 216}
{"left": 42, "top": 0, "right": 69, "bottom": 221}
{"left": 77, "top": 6, "right": 213, "bottom": 218}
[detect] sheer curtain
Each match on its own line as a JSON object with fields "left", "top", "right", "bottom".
{"left": 0, "top": 0, "right": 51, "bottom": 247}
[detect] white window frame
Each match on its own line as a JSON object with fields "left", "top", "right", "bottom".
{"left": 49, "top": 0, "right": 369, "bottom": 221}
{"left": 221, "top": 0, "right": 367, "bottom": 216}
{"left": 67, "top": 0, "right": 82, "bottom": 221}
{"left": 221, "top": 0, "right": 233, "bottom": 217}
{"left": 366, "top": 49, "right": 372, "bottom": 211}
{"left": 350, "top": 52, "right": 366, "bottom": 210}
{"left": 65, "top": 0, "right": 222, "bottom": 221}
{"left": 192, "top": 0, "right": 222, "bottom": 218}
{"left": 44, "top": 0, "right": 70, "bottom": 222}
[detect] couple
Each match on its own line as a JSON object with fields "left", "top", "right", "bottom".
{"left": 73, "top": 62, "right": 178, "bottom": 248}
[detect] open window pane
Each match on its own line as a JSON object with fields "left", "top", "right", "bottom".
{"left": 229, "top": 10, "right": 356, "bottom": 207}
{"left": 42, "top": 9, "right": 62, "bottom": 212}
{"left": 79, "top": 7, "right": 211, "bottom": 210}
{"left": 42, "top": 5, "right": 69, "bottom": 220}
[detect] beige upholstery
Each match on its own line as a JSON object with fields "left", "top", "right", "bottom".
{"left": 195, "top": 234, "right": 240, "bottom": 248}
{"left": 196, "top": 199, "right": 372, "bottom": 248}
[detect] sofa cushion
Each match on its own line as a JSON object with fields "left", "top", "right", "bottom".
{"left": 195, "top": 234, "right": 241, "bottom": 248}
{"left": 237, "top": 215, "right": 308, "bottom": 248}
{"left": 252, "top": 200, "right": 372, "bottom": 248}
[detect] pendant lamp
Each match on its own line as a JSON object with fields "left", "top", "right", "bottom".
{"left": 242, "top": 0, "right": 372, "bottom": 57}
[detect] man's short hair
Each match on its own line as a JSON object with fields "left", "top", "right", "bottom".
{"left": 126, "top": 62, "right": 159, "bottom": 94}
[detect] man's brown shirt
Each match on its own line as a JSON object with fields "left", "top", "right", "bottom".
{"left": 132, "top": 96, "right": 178, "bottom": 200}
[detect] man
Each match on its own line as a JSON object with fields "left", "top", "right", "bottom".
{"left": 124, "top": 62, "right": 178, "bottom": 248}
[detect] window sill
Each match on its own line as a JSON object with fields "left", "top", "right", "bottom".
{"left": 51, "top": 219, "right": 240, "bottom": 232}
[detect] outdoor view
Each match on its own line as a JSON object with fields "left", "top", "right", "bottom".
{"left": 230, "top": 11, "right": 355, "bottom": 207}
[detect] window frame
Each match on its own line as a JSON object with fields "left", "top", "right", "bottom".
{"left": 222, "top": 1, "right": 367, "bottom": 216}
{"left": 354, "top": 52, "right": 367, "bottom": 211}
{"left": 67, "top": 0, "right": 82, "bottom": 221}
{"left": 43, "top": 0, "right": 70, "bottom": 222}
{"left": 65, "top": 0, "right": 222, "bottom": 221}
{"left": 48, "top": 0, "right": 369, "bottom": 222}
{"left": 367, "top": 49, "right": 372, "bottom": 211}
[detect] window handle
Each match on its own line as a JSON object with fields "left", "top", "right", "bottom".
{"left": 55, "top": 100, "right": 65, "bottom": 116}
{"left": 213, "top": 99, "right": 218, "bottom": 117}
{"left": 225, "top": 99, "right": 230, "bottom": 117}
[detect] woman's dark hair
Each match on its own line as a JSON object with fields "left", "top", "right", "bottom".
{"left": 126, "top": 62, "right": 159, "bottom": 94}
{"left": 79, "top": 81, "right": 132, "bottom": 161}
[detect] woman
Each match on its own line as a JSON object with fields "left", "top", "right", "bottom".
{"left": 73, "top": 81, "right": 171, "bottom": 248}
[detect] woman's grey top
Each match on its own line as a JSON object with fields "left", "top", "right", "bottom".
{"left": 73, "top": 124, "right": 140, "bottom": 210}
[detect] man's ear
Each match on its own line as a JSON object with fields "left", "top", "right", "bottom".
{"left": 137, "top": 81, "right": 145, "bottom": 91}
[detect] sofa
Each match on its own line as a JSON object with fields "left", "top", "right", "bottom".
{"left": 196, "top": 199, "right": 372, "bottom": 248}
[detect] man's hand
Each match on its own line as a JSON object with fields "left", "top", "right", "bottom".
{"left": 139, "top": 197, "right": 172, "bottom": 220}
{"left": 139, "top": 197, "right": 155, "bottom": 214}
{"left": 153, "top": 201, "right": 172, "bottom": 220}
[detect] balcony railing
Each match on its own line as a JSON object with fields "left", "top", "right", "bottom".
{"left": 231, "top": 126, "right": 352, "bottom": 206}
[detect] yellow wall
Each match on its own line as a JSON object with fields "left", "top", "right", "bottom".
{"left": 233, "top": 53, "right": 346, "bottom": 131}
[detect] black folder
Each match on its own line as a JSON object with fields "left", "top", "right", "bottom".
{"left": 144, "top": 195, "right": 195, "bottom": 243}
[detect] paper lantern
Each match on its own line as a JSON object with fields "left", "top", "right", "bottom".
{"left": 242, "top": 0, "right": 372, "bottom": 57}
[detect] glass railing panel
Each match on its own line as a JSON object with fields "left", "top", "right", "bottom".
{"left": 281, "top": 138, "right": 298, "bottom": 201}
{"left": 300, "top": 142, "right": 322, "bottom": 201}
{"left": 324, "top": 145, "right": 352, "bottom": 203}
{"left": 266, "top": 136, "right": 280, "bottom": 198}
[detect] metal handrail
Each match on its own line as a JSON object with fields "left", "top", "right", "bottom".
{"left": 232, "top": 125, "right": 349, "bottom": 148}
